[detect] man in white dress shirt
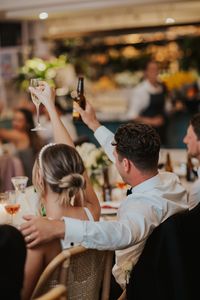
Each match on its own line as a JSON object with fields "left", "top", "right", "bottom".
{"left": 20, "top": 83, "right": 188, "bottom": 291}
{"left": 183, "top": 113, "right": 200, "bottom": 209}
{"left": 128, "top": 61, "right": 168, "bottom": 145}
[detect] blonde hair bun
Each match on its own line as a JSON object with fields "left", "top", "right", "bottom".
{"left": 59, "top": 174, "right": 85, "bottom": 190}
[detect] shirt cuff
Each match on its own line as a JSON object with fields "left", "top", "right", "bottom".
{"left": 94, "top": 126, "right": 113, "bottom": 146}
{"left": 61, "top": 217, "right": 84, "bottom": 249}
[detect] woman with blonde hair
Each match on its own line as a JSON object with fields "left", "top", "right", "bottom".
{"left": 22, "top": 83, "right": 100, "bottom": 300}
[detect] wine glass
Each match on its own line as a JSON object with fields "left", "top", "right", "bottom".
{"left": 4, "top": 190, "right": 20, "bottom": 225}
{"left": 11, "top": 176, "right": 28, "bottom": 194}
{"left": 30, "top": 78, "right": 46, "bottom": 131}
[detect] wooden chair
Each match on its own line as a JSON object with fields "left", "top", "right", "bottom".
{"left": 34, "top": 284, "right": 67, "bottom": 300}
{"left": 31, "top": 246, "right": 114, "bottom": 300}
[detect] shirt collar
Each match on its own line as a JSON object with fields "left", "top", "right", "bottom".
{"left": 131, "top": 173, "right": 161, "bottom": 194}
{"left": 144, "top": 79, "right": 162, "bottom": 94}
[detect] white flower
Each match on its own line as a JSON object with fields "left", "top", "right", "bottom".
{"left": 76, "top": 142, "right": 111, "bottom": 171}
{"left": 76, "top": 142, "right": 96, "bottom": 161}
{"left": 122, "top": 261, "right": 134, "bottom": 284}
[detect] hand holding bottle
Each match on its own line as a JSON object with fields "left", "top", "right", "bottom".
{"left": 74, "top": 101, "right": 101, "bottom": 132}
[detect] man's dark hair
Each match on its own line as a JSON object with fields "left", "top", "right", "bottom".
{"left": 191, "top": 113, "right": 200, "bottom": 140}
{"left": 114, "top": 122, "right": 160, "bottom": 172}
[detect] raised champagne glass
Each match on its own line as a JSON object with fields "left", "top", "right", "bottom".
{"left": 30, "top": 78, "right": 46, "bottom": 131}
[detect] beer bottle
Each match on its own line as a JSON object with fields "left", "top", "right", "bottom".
{"left": 165, "top": 152, "right": 173, "bottom": 172}
{"left": 72, "top": 76, "right": 86, "bottom": 122}
{"left": 102, "top": 167, "right": 112, "bottom": 202}
{"left": 186, "top": 155, "right": 195, "bottom": 182}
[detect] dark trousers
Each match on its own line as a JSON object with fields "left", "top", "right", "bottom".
{"left": 109, "top": 273, "right": 123, "bottom": 300}
{"left": 109, "top": 255, "right": 123, "bottom": 300}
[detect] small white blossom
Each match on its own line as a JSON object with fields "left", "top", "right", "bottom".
{"left": 76, "top": 143, "right": 112, "bottom": 186}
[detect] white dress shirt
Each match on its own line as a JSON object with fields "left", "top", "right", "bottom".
{"left": 188, "top": 167, "right": 200, "bottom": 210}
{"left": 127, "top": 79, "right": 169, "bottom": 119}
{"left": 62, "top": 126, "right": 188, "bottom": 288}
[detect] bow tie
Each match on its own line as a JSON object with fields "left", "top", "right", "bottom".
{"left": 126, "top": 188, "right": 133, "bottom": 196}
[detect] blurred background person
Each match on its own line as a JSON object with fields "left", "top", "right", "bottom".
{"left": 0, "top": 108, "right": 44, "bottom": 184}
{"left": 128, "top": 60, "right": 169, "bottom": 145}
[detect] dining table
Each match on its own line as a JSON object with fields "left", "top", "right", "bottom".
{"left": 0, "top": 148, "right": 198, "bottom": 225}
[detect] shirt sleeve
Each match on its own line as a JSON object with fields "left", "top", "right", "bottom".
{"left": 61, "top": 199, "right": 163, "bottom": 251}
{"left": 127, "top": 85, "right": 150, "bottom": 120}
{"left": 188, "top": 179, "right": 200, "bottom": 210}
{"left": 61, "top": 217, "right": 134, "bottom": 250}
{"left": 94, "top": 126, "right": 115, "bottom": 162}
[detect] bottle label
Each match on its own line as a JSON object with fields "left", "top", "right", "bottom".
{"left": 72, "top": 109, "right": 79, "bottom": 118}
{"left": 72, "top": 101, "right": 80, "bottom": 119}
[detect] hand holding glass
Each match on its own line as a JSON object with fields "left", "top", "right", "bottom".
{"left": 30, "top": 78, "right": 46, "bottom": 131}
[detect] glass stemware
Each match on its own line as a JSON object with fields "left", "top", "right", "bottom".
{"left": 11, "top": 176, "right": 28, "bottom": 194}
{"left": 4, "top": 190, "right": 20, "bottom": 225}
{"left": 30, "top": 78, "right": 46, "bottom": 131}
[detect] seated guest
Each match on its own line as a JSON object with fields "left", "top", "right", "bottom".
{"left": 0, "top": 224, "right": 27, "bottom": 300}
{"left": 0, "top": 108, "right": 44, "bottom": 184}
{"left": 183, "top": 113, "right": 200, "bottom": 209}
{"left": 21, "top": 109, "right": 100, "bottom": 299}
{"left": 21, "top": 82, "right": 189, "bottom": 297}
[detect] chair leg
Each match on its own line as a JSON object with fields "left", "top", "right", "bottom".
{"left": 101, "top": 251, "right": 114, "bottom": 300}
{"left": 117, "top": 289, "right": 126, "bottom": 300}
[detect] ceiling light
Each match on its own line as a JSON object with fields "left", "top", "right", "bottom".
{"left": 39, "top": 12, "right": 48, "bottom": 20}
{"left": 165, "top": 17, "right": 175, "bottom": 24}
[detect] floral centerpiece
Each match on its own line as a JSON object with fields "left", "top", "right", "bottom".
{"left": 160, "top": 70, "right": 198, "bottom": 91}
{"left": 160, "top": 70, "right": 200, "bottom": 113}
{"left": 76, "top": 142, "right": 112, "bottom": 187}
{"left": 16, "top": 55, "right": 69, "bottom": 91}
{"left": 160, "top": 70, "right": 199, "bottom": 100}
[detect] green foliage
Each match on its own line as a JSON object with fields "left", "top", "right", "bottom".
{"left": 15, "top": 55, "right": 68, "bottom": 90}
{"left": 177, "top": 36, "right": 200, "bottom": 72}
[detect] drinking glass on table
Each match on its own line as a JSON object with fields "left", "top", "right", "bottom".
{"left": 11, "top": 176, "right": 28, "bottom": 194}
{"left": 11, "top": 176, "right": 32, "bottom": 223}
{"left": 30, "top": 78, "right": 46, "bottom": 131}
{"left": 4, "top": 190, "right": 20, "bottom": 225}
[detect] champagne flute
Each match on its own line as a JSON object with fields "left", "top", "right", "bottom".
{"left": 30, "top": 78, "right": 46, "bottom": 131}
{"left": 4, "top": 190, "right": 20, "bottom": 225}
